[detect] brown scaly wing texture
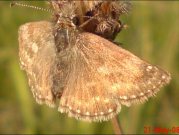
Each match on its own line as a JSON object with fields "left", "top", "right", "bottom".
{"left": 18, "top": 21, "right": 57, "bottom": 107}
{"left": 58, "top": 32, "right": 171, "bottom": 122}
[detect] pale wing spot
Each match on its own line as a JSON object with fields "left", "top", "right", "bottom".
{"left": 147, "top": 90, "right": 151, "bottom": 93}
{"left": 146, "top": 65, "right": 153, "bottom": 71}
{"left": 148, "top": 65, "right": 153, "bottom": 69}
{"left": 153, "top": 86, "right": 156, "bottom": 89}
{"left": 108, "top": 108, "right": 113, "bottom": 113}
{"left": 31, "top": 72, "right": 35, "bottom": 77}
{"left": 120, "top": 96, "right": 128, "bottom": 100}
{"left": 35, "top": 92, "right": 38, "bottom": 96}
{"left": 38, "top": 94, "right": 42, "bottom": 99}
{"left": 36, "top": 86, "right": 42, "bottom": 91}
{"left": 97, "top": 66, "right": 110, "bottom": 74}
{"left": 131, "top": 95, "right": 136, "bottom": 99}
{"left": 32, "top": 92, "right": 35, "bottom": 97}
{"left": 86, "top": 112, "right": 90, "bottom": 115}
{"left": 147, "top": 81, "right": 152, "bottom": 84}
{"left": 94, "top": 113, "right": 98, "bottom": 116}
{"left": 162, "top": 75, "right": 166, "bottom": 79}
{"left": 24, "top": 52, "right": 32, "bottom": 64}
{"left": 75, "top": 100, "right": 82, "bottom": 106}
{"left": 26, "top": 56, "right": 32, "bottom": 64}
{"left": 77, "top": 109, "right": 81, "bottom": 113}
{"left": 140, "top": 93, "right": 144, "bottom": 96}
{"left": 158, "top": 81, "right": 161, "bottom": 84}
{"left": 154, "top": 67, "right": 158, "bottom": 70}
{"left": 95, "top": 96, "right": 100, "bottom": 101}
{"left": 31, "top": 43, "right": 39, "bottom": 53}
{"left": 19, "top": 57, "right": 26, "bottom": 66}
{"left": 111, "top": 83, "right": 121, "bottom": 91}
{"left": 58, "top": 107, "right": 65, "bottom": 113}
{"left": 78, "top": 101, "right": 82, "bottom": 105}
{"left": 19, "top": 64, "right": 25, "bottom": 70}
{"left": 104, "top": 98, "right": 109, "bottom": 103}
{"left": 123, "top": 96, "right": 128, "bottom": 100}
{"left": 135, "top": 85, "right": 139, "bottom": 89}
{"left": 69, "top": 106, "right": 72, "bottom": 110}
{"left": 100, "top": 112, "right": 104, "bottom": 115}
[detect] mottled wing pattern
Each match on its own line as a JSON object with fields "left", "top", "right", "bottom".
{"left": 18, "top": 21, "right": 57, "bottom": 107}
{"left": 58, "top": 32, "right": 171, "bottom": 122}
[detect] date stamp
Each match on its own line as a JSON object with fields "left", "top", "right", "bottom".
{"left": 144, "top": 126, "right": 179, "bottom": 134}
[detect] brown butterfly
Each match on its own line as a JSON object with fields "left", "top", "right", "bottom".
{"left": 74, "top": 0, "right": 131, "bottom": 40}
{"left": 18, "top": 1, "right": 171, "bottom": 122}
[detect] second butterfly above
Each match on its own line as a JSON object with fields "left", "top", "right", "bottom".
{"left": 74, "top": 0, "right": 131, "bottom": 40}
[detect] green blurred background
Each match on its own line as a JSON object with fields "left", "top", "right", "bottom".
{"left": 0, "top": 1, "right": 179, "bottom": 134}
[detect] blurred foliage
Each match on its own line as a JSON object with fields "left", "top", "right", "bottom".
{"left": 0, "top": 1, "right": 179, "bottom": 134}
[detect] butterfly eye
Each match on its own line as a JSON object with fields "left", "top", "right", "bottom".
{"left": 85, "top": 10, "right": 94, "bottom": 17}
{"left": 72, "top": 16, "right": 80, "bottom": 26}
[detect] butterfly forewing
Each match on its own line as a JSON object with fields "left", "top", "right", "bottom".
{"left": 18, "top": 21, "right": 57, "bottom": 107}
{"left": 79, "top": 33, "right": 171, "bottom": 105}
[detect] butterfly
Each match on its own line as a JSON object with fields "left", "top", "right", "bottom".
{"left": 18, "top": 1, "right": 171, "bottom": 122}
{"left": 74, "top": 0, "right": 131, "bottom": 40}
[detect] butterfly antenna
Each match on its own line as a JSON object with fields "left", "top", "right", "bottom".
{"left": 10, "top": 2, "right": 53, "bottom": 13}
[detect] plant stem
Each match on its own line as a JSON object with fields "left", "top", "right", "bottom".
{"left": 111, "top": 116, "right": 123, "bottom": 135}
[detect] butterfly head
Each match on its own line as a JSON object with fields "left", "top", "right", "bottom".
{"left": 51, "top": 1, "right": 78, "bottom": 30}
